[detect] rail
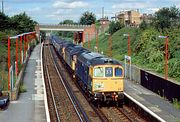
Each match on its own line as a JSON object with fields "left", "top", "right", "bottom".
{"left": 50, "top": 46, "right": 90, "bottom": 122}
{"left": 124, "top": 92, "right": 166, "bottom": 122}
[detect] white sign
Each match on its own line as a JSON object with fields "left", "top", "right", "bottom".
{"left": 124, "top": 55, "right": 132, "bottom": 80}
{"left": 125, "top": 55, "right": 131, "bottom": 60}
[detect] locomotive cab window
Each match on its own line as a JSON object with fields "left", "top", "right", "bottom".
{"left": 105, "top": 67, "right": 113, "bottom": 77}
{"left": 94, "top": 67, "right": 104, "bottom": 77}
{"left": 115, "top": 67, "right": 123, "bottom": 77}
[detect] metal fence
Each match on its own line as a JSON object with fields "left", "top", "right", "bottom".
{"left": 124, "top": 61, "right": 180, "bottom": 102}
{"left": 0, "top": 32, "right": 37, "bottom": 92}
{"left": 141, "top": 70, "right": 180, "bottom": 102}
{"left": 122, "top": 60, "right": 141, "bottom": 84}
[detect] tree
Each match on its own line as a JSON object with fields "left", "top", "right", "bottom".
{"left": 58, "top": 19, "right": 76, "bottom": 39}
{"left": 79, "top": 11, "right": 96, "bottom": 25}
{"left": 139, "top": 20, "right": 148, "bottom": 30}
{"left": 109, "top": 21, "right": 124, "bottom": 34}
{"left": 0, "top": 12, "right": 10, "bottom": 31}
{"left": 153, "top": 6, "right": 180, "bottom": 31}
{"left": 59, "top": 19, "right": 74, "bottom": 24}
{"left": 10, "top": 12, "right": 37, "bottom": 33}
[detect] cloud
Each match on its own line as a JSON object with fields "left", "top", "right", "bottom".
{"left": 112, "top": 2, "right": 149, "bottom": 9}
{"left": 9, "top": 0, "right": 53, "bottom": 3}
{"left": 53, "top": 1, "right": 89, "bottom": 9}
{"left": 5, "top": 0, "right": 180, "bottom": 24}
{"left": 146, "top": 8, "right": 159, "bottom": 13}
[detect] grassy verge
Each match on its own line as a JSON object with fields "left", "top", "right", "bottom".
{"left": 173, "top": 98, "right": 180, "bottom": 109}
{"left": 19, "top": 83, "right": 27, "bottom": 93}
{"left": 84, "top": 27, "right": 180, "bottom": 83}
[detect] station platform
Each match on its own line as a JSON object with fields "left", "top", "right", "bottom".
{"left": 0, "top": 44, "right": 48, "bottom": 122}
{"left": 125, "top": 79, "right": 180, "bottom": 122}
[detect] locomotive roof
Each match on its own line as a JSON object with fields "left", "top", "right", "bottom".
{"left": 71, "top": 48, "right": 90, "bottom": 56}
{"left": 65, "top": 45, "right": 90, "bottom": 56}
{"left": 78, "top": 52, "right": 104, "bottom": 66}
{"left": 51, "top": 36, "right": 63, "bottom": 43}
{"left": 60, "top": 41, "right": 74, "bottom": 48}
{"left": 78, "top": 52, "right": 121, "bottom": 66}
{"left": 82, "top": 52, "right": 104, "bottom": 60}
{"left": 90, "top": 57, "right": 121, "bottom": 66}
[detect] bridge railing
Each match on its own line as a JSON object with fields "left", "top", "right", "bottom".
{"left": 39, "top": 24, "right": 92, "bottom": 28}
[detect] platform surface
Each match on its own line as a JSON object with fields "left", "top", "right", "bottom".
{"left": 0, "top": 44, "right": 47, "bottom": 122}
{"left": 125, "top": 79, "right": 180, "bottom": 122}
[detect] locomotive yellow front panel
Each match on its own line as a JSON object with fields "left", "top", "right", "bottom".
{"left": 92, "top": 65, "right": 124, "bottom": 93}
{"left": 92, "top": 78, "right": 124, "bottom": 92}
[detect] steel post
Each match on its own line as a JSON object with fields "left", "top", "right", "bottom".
{"left": 8, "top": 37, "right": 11, "bottom": 90}
{"left": 165, "top": 37, "right": 168, "bottom": 80}
{"left": 16, "top": 38, "right": 18, "bottom": 75}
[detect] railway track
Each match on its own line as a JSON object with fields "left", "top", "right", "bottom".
{"left": 50, "top": 43, "right": 146, "bottom": 122}
{"left": 43, "top": 42, "right": 89, "bottom": 122}
{"left": 43, "top": 39, "right": 158, "bottom": 122}
{"left": 50, "top": 43, "right": 108, "bottom": 122}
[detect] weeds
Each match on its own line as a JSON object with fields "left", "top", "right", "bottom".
{"left": 173, "top": 98, "right": 180, "bottom": 109}
{"left": 19, "top": 83, "right": 27, "bottom": 93}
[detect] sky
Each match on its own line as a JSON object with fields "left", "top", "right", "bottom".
{"left": 2, "top": 0, "right": 180, "bottom": 24}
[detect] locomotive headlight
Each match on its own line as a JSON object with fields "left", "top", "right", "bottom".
{"left": 73, "top": 55, "right": 77, "bottom": 62}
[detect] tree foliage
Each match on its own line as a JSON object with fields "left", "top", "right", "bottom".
{"left": 0, "top": 12, "right": 37, "bottom": 34}
{"left": 153, "top": 6, "right": 180, "bottom": 31}
{"left": 139, "top": 20, "right": 148, "bottom": 30}
{"left": 135, "top": 29, "right": 163, "bottom": 63}
{"left": 0, "top": 12, "right": 10, "bottom": 31}
{"left": 59, "top": 19, "right": 74, "bottom": 24}
{"left": 10, "top": 12, "right": 37, "bottom": 33}
{"left": 58, "top": 19, "right": 76, "bottom": 39}
{"left": 109, "top": 21, "right": 124, "bottom": 34}
{"left": 79, "top": 11, "right": 96, "bottom": 25}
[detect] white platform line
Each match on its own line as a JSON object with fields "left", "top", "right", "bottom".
{"left": 41, "top": 42, "right": 50, "bottom": 122}
{"left": 124, "top": 92, "right": 166, "bottom": 122}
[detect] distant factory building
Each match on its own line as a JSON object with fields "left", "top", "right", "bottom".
{"left": 117, "top": 10, "right": 141, "bottom": 27}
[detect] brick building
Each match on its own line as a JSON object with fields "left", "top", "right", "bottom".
{"left": 98, "top": 17, "right": 110, "bottom": 33}
{"left": 117, "top": 10, "right": 141, "bottom": 26}
{"left": 83, "top": 24, "right": 96, "bottom": 43}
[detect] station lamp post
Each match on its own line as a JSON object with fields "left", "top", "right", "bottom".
{"left": 123, "top": 33, "right": 131, "bottom": 80}
{"left": 105, "top": 33, "right": 112, "bottom": 57}
{"left": 96, "top": 30, "right": 99, "bottom": 52}
{"left": 8, "top": 36, "right": 11, "bottom": 90}
{"left": 123, "top": 33, "right": 131, "bottom": 56}
{"left": 158, "top": 35, "right": 169, "bottom": 80}
{"left": 88, "top": 33, "right": 90, "bottom": 49}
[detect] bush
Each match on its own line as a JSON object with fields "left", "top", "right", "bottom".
{"left": 139, "top": 20, "right": 148, "bottom": 30}
{"left": 109, "top": 21, "right": 124, "bottom": 34}
{"left": 19, "top": 83, "right": 27, "bottom": 93}
{"left": 173, "top": 98, "right": 180, "bottom": 109}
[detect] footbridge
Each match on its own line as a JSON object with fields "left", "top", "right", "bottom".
{"left": 35, "top": 24, "right": 96, "bottom": 43}
{"left": 38, "top": 24, "right": 91, "bottom": 31}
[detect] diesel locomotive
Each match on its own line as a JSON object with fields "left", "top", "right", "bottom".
{"left": 50, "top": 35, "right": 124, "bottom": 105}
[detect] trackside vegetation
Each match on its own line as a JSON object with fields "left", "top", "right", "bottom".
{"left": 84, "top": 27, "right": 180, "bottom": 82}
{"left": 0, "top": 12, "right": 37, "bottom": 90}
{"left": 84, "top": 6, "right": 180, "bottom": 82}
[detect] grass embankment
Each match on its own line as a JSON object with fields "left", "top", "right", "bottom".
{"left": 84, "top": 27, "right": 180, "bottom": 82}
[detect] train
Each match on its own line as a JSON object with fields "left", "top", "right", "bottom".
{"left": 50, "top": 35, "right": 124, "bottom": 105}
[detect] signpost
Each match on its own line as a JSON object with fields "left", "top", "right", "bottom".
{"left": 125, "top": 55, "right": 131, "bottom": 80}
